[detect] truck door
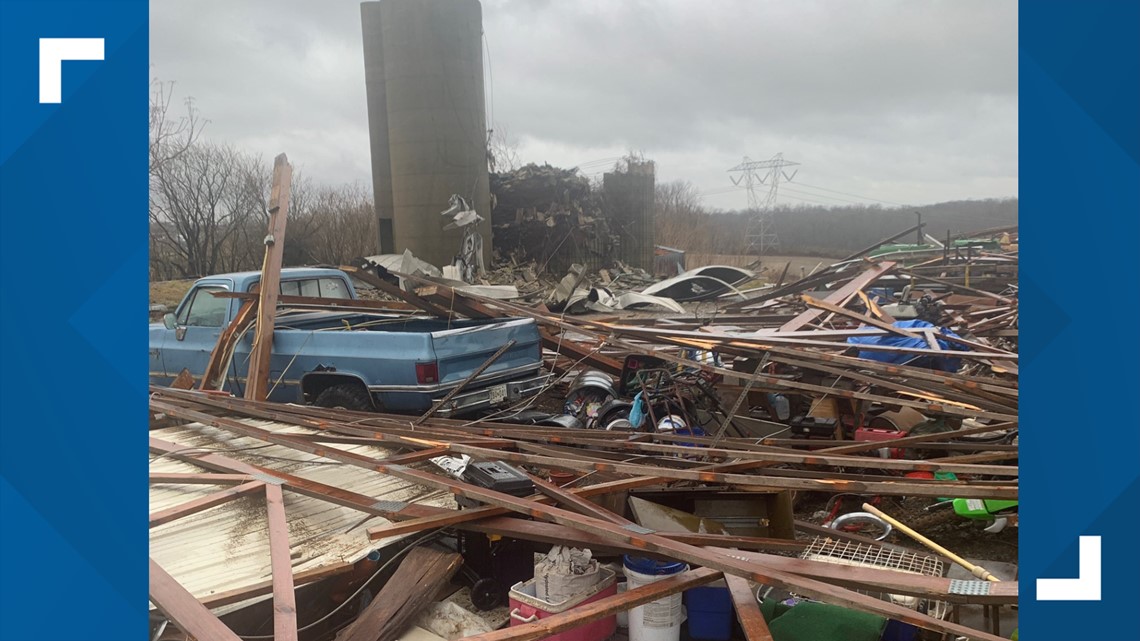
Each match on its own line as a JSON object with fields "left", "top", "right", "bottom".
{"left": 163, "top": 284, "right": 231, "bottom": 384}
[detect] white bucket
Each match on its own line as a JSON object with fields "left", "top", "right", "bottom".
{"left": 623, "top": 557, "right": 688, "bottom": 641}
{"left": 616, "top": 582, "right": 628, "bottom": 628}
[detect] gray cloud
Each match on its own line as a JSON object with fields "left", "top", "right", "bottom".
{"left": 151, "top": 0, "right": 1017, "bottom": 208}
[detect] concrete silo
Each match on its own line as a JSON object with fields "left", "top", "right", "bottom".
{"left": 360, "top": 0, "right": 491, "bottom": 268}
{"left": 604, "top": 160, "right": 656, "bottom": 271}
{"left": 360, "top": 2, "right": 394, "bottom": 254}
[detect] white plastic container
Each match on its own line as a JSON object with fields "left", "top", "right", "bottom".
{"left": 623, "top": 556, "right": 688, "bottom": 641}
{"left": 615, "top": 581, "right": 629, "bottom": 628}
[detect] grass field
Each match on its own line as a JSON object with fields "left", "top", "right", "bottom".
{"left": 150, "top": 279, "right": 195, "bottom": 310}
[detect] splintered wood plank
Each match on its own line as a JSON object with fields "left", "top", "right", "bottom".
{"left": 338, "top": 546, "right": 462, "bottom": 641}
{"left": 149, "top": 557, "right": 242, "bottom": 641}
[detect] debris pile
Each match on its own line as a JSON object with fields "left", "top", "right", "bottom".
{"left": 490, "top": 163, "right": 611, "bottom": 275}
{"left": 149, "top": 223, "right": 1020, "bottom": 641}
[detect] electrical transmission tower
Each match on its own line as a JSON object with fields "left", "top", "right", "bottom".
{"left": 728, "top": 153, "right": 800, "bottom": 255}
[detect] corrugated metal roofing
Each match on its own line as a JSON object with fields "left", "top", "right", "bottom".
{"left": 150, "top": 418, "right": 455, "bottom": 613}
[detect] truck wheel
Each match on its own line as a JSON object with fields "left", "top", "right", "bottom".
{"left": 313, "top": 384, "right": 375, "bottom": 412}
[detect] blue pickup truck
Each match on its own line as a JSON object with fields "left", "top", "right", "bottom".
{"left": 149, "top": 267, "right": 547, "bottom": 417}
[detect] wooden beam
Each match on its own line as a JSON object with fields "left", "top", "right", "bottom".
{"left": 540, "top": 329, "right": 623, "bottom": 376}
{"left": 725, "top": 574, "right": 775, "bottom": 641}
{"left": 149, "top": 473, "right": 255, "bottom": 485}
{"left": 527, "top": 472, "right": 634, "bottom": 526}
{"left": 415, "top": 339, "right": 516, "bottom": 425}
{"left": 897, "top": 268, "right": 1013, "bottom": 303}
{"left": 150, "top": 480, "right": 265, "bottom": 528}
{"left": 361, "top": 466, "right": 1007, "bottom": 639}
{"left": 444, "top": 441, "right": 1018, "bottom": 500}
{"left": 461, "top": 568, "right": 723, "bottom": 641}
{"left": 246, "top": 153, "right": 293, "bottom": 401}
{"left": 154, "top": 407, "right": 1010, "bottom": 636}
{"left": 802, "top": 294, "right": 923, "bottom": 339}
{"left": 149, "top": 557, "right": 243, "bottom": 641}
{"left": 215, "top": 290, "right": 419, "bottom": 313}
{"left": 152, "top": 399, "right": 1017, "bottom": 500}
{"left": 780, "top": 261, "right": 897, "bottom": 332}
{"left": 340, "top": 265, "right": 453, "bottom": 318}
{"left": 265, "top": 483, "right": 299, "bottom": 641}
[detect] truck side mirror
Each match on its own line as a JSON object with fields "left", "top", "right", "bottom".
{"left": 163, "top": 313, "right": 177, "bottom": 330}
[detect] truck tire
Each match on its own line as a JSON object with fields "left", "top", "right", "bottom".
{"left": 313, "top": 383, "right": 375, "bottom": 412}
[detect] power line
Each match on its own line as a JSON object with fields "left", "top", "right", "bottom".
{"left": 779, "top": 185, "right": 867, "bottom": 206}
{"left": 791, "top": 181, "right": 907, "bottom": 207}
{"left": 699, "top": 185, "right": 745, "bottom": 197}
{"left": 702, "top": 181, "right": 907, "bottom": 209}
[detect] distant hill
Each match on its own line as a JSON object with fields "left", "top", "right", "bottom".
{"left": 656, "top": 197, "right": 1017, "bottom": 257}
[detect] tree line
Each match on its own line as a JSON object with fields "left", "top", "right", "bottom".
{"left": 148, "top": 80, "right": 376, "bottom": 280}
{"left": 654, "top": 179, "right": 1018, "bottom": 257}
{"left": 149, "top": 78, "right": 1016, "bottom": 280}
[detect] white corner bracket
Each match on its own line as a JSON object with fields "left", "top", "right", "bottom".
{"left": 39, "top": 38, "right": 105, "bottom": 103}
{"left": 1036, "top": 535, "right": 1102, "bottom": 601}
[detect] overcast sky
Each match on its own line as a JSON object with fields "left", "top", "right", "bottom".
{"left": 150, "top": 0, "right": 1018, "bottom": 210}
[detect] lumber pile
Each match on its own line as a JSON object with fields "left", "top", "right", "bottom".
{"left": 149, "top": 383, "right": 1017, "bottom": 641}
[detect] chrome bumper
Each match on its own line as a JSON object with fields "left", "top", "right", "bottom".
{"left": 435, "top": 372, "right": 550, "bottom": 418}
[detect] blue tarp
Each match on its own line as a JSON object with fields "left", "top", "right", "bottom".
{"left": 846, "top": 320, "right": 966, "bottom": 372}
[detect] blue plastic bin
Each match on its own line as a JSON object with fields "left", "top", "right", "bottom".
{"left": 684, "top": 585, "right": 732, "bottom": 641}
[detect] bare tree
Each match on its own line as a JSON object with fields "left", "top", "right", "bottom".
{"left": 286, "top": 181, "right": 376, "bottom": 266}
{"left": 149, "top": 142, "right": 259, "bottom": 278}
{"left": 149, "top": 77, "right": 205, "bottom": 178}
{"left": 487, "top": 123, "right": 521, "bottom": 173}
{"left": 655, "top": 180, "right": 703, "bottom": 219}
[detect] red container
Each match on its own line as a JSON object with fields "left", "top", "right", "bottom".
{"left": 508, "top": 567, "right": 617, "bottom": 641}
{"left": 854, "top": 427, "right": 907, "bottom": 458}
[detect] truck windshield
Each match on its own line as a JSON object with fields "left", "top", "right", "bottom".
{"left": 178, "top": 286, "right": 229, "bottom": 327}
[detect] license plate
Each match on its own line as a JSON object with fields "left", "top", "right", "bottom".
{"left": 488, "top": 384, "right": 507, "bottom": 405}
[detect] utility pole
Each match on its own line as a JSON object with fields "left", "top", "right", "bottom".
{"left": 728, "top": 153, "right": 800, "bottom": 255}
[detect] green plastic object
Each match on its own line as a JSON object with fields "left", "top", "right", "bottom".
{"left": 935, "top": 471, "right": 957, "bottom": 502}
{"left": 952, "top": 498, "right": 1019, "bottom": 520}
